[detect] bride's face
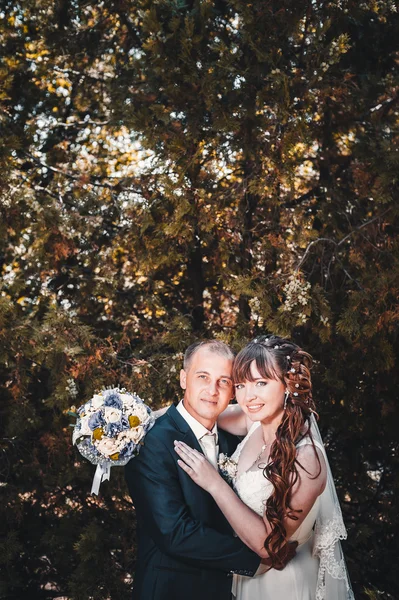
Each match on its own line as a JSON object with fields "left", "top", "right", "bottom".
{"left": 234, "top": 360, "right": 285, "bottom": 424}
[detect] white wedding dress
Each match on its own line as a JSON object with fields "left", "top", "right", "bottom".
{"left": 230, "top": 420, "right": 354, "bottom": 600}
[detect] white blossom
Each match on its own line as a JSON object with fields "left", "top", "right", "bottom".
{"left": 91, "top": 394, "right": 104, "bottom": 409}
{"left": 104, "top": 407, "right": 122, "bottom": 423}
{"left": 132, "top": 402, "right": 150, "bottom": 424}
{"left": 95, "top": 437, "right": 120, "bottom": 456}
{"left": 66, "top": 378, "right": 78, "bottom": 399}
{"left": 125, "top": 425, "right": 145, "bottom": 443}
{"left": 282, "top": 275, "right": 311, "bottom": 319}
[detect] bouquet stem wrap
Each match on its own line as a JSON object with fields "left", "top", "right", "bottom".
{"left": 91, "top": 463, "right": 111, "bottom": 495}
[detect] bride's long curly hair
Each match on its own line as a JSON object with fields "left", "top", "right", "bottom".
{"left": 233, "top": 334, "right": 320, "bottom": 568}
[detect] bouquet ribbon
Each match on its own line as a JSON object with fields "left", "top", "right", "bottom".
{"left": 91, "top": 463, "right": 111, "bottom": 495}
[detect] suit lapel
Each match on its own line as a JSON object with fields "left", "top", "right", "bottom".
{"left": 166, "top": 404, "right": 204, "bottom": 455}
{"left": 217, "top": 428, "right": 230, "bottom": 457}
{"left": 167, "top": 403, "right": 238, "bottom": 458}
{"left": 181, "top": 428, "right": 203, "bottom": 454}
{"left": 166, "top": 404, "right": 237, "bottom": 534}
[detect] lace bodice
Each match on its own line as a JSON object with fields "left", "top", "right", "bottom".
{"left": 229, "top": 418, "right": 354, "bottom": 599}
{"left": 231, "top": 422, "right": 321, "bottom": 545}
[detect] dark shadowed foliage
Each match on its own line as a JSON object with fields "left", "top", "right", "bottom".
{"left": 0, "top": 1, "right": 398, "bottom": 598}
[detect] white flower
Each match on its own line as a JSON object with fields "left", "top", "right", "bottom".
{"left": 95, "top": 437, "right": 119, "bottom": 457}
{"left": 131, "top": 402, "right": 150, "bottom": 424}
{"left": 125, "top": 425, "right": 144, "bottom": 443}
{"left": 120, "top": 393, "right": 134, "bottom": 408}
{"left": 79, "top": 416, "right": 92, "bottom": 436}
{"left": 282, "top": 276, "right": 311, "bottom": 316}
{"left": 114, "top": 434, "right": 128, "bottom": 450}
{"left": 91, "top": 394, "right": 104, "bottom": 409}
{"left": 66, "top": 378, "right": 78, "bottom": 399}
{"left": 104, "top": 407, "right": 122, "bottom": 423}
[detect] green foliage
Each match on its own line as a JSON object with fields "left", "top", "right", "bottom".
{"left": 1, "top": 0, "right": 398, "bottom": 598}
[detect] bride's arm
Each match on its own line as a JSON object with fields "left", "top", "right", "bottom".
{"left": 174, "top": 440, "right": 269, "bottom": 557}
{"left": 152, "top": 405, "right": 170, "bottom": 419}
{"left": 153, "top": 402, "right": 250, "bottom": 436}
{"left": 216, "top": 403, "right": 252, "bottom": 436}
{"left": 153, "top": 403, "right": 249, "bottom": 435}
{"left": 174, "top": 442, "right": 327, "bottom": 557}
{"left": 282, "top": 445, "right": 327, "bottom": 539}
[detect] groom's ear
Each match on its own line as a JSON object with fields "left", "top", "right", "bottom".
{"left": 180, "top": 369, "right": 187, "bottom": 390}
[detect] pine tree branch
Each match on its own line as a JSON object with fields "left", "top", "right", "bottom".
{"left": 336, "top": 209, "right": 392, "bottom": 247}
{"left": 282, "top": 186, "right": 321, "bottom": 208}
{"left": 296, "top": 208, "right": 392, "bottom": 272}
{"left": 25, "top": 153, "right": 147, "bottom": 196}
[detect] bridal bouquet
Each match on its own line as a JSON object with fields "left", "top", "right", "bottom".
{"left": 72, "top": 387, "right": 155, "bottom": 494}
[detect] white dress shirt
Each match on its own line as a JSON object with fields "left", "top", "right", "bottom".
{"left": 176, "top": 400, "right": 219, "bottom": 468}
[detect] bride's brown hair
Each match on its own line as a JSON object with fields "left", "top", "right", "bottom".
{"left": 233, "top": 334, "right": 320, "bottom": 568}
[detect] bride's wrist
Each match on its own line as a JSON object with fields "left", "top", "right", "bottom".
{"left": 208, "top": 474, "right": 230, "bottom": 498}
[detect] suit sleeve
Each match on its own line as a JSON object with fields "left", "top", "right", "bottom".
{"left": 125, "top": 431, "right": 260, "bottom": 575}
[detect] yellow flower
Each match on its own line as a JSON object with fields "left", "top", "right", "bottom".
{"left": 110, "top": 452, "right": 120, "bottom": 461}
{"left": 93, "top": 427, "right": 104, "bottom": 440}
{"left": 129, "top": 415, "right": 141, "bottom": 428}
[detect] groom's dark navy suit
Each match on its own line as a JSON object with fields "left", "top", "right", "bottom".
{"left": 125, "top": 404, "right": 260, "bottom": 600}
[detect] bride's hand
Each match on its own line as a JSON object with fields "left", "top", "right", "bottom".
{"left": 174, "top": 441, "right": 223, "bottom": 494}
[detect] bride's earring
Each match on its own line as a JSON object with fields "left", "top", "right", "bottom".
{"left": 284, "top": 391, "right": 289, "bottom": 410}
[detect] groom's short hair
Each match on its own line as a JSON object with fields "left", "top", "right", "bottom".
{"left": 183, "top": 340, "right": 235, "bottom": 370}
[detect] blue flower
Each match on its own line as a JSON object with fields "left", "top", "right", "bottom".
{"left": 88, "top": 411, "right": 105, "bottom": 431}
{"left": 103, "top": 391, "right": 123, "bottom": 410}
{"left": 119, "top": 441, "right": 136, "bottom": 459}
{"left": 105, "top": 421, "right": 124, "bottom": 437}
{"left": 120, "top": 414, "right": 130, "bottom": 431}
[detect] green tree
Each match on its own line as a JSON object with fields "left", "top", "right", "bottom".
{"left": 1, "top": 1, "right": 398, "bottom": 598}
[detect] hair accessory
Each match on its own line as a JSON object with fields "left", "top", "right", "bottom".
{"left": 274, "top": 345, "right": 279, "bottom": 349}
{"left": 254, "top": 338, "right": 258, "bottom": 344}
{"left": 295, "top": 383, "right": 299, "bottom": 388}
{"left": 286, "top": 355, "right": 291, "bottom": 360}
{"left": 293, "top": 392, "right": 299, "bottom": 396}
{"left": 290, "top": 367, "right": 296, "bottom": 373}
{"left": 284, "top": 390, "right": 289, "bottom": 410}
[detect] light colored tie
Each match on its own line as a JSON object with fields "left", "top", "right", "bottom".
{"left": 200, "top": 433, "right": 219, "bottom": 469}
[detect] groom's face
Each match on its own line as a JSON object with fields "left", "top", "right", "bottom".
{"left": 180, "top": 347, "right": 234, "bottom": 430}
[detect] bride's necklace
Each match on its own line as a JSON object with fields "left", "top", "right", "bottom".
{"left": 250, "top": 440, "right": 271, "bottom": 469}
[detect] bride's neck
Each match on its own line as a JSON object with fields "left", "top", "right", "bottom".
{"left": 260, "top": 414, "right": 283, "bottom": 445}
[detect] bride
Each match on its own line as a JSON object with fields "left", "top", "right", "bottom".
{"left": 174, "top": 335, "right": 353, "bottom": 600}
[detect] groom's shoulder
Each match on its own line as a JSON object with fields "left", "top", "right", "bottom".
{"left": 143, "top": 405, "right": 178, "bottom": 444}
{"left": 125, "top": 407, "right": 177, "bottom": 473}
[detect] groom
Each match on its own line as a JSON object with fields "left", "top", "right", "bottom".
{"left": 125, "top": 341, "right": 269, "bottom": 600}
